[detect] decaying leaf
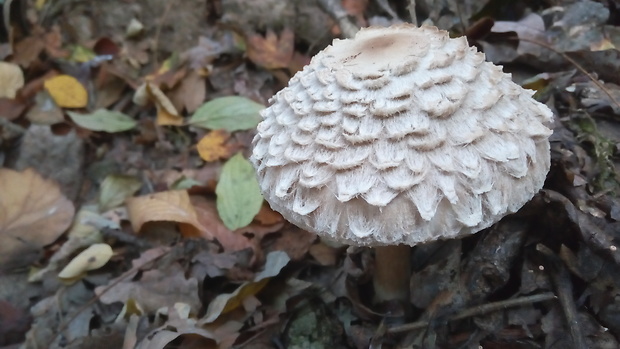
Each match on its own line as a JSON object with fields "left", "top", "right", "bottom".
{"left": 58, "top": 243, "right": 114, "bottom": 280}
{"left": 67, "top": 109, "right": 137, "bottom": 132}
{"left": 99, "top": 174, "right": 143, "bottom": 212}
{"left": 189, "top": 96, "right": 264, "bottom": 131}
{"left": 97, "top": 260, "right": 200, "bottom": 314}
{"left": 0, "top": 168, "right": 75, "bottom": 270}
{"left": 216, "top": 153, "right": 264, "bottom": 230}
{"left": 202, "top": 251, "right": 290, "bottom": 323}
{"left": 0, "top": 62, "right": 25, "bottom": 99}
{"left": 246, "top": 28, "right": 295, "bottom": 70}
{"left": 197, "top": 130, "right": 234, "bottom": 162}
{"left": 126, "top": 190, "right": 205, "bottom": 235}
{"left": 25, "top": 91, "right": 65, "bottom": 124}
{"left": 43, "top": 74, "right": 88, "bottom": 108}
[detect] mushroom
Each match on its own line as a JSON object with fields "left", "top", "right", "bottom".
{"left": 250, "top": 24, "right": 553, "bottom": 305}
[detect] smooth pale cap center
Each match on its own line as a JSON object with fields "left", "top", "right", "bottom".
{"left": 322, "top": 28, "right": 431, "bottom": 77}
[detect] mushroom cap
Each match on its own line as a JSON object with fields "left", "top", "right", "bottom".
{"left": 251, "top": 24, "right": 553, "bottom": 247}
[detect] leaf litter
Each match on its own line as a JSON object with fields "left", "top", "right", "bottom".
{"left": 1, "top": 0, "right": 620, "bottom": 348}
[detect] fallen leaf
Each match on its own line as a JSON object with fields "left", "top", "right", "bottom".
{"left": 191, "top": 196, "right": 255, "bottom": 252}
{"left": 67, "top": 109, "right": 137, "bottom": 132}
{"left": 126, "top": 190, "right": 204, "bottom": 235}
{"left": 254, "top": 204, "right": 283, "bottom": 226}
{"left": 309, "top": 242, "right": 341, "bottom": 266}
{"left": 197, "top": 130, "right": 234, "bottom": 162}
{"left": 0, "top": 62, "right": 24, "bottom": 99}
{"left": 216, "top": 154, "right": 264, "bottom": 230}
{"left": 189, "top": 96, "right": 264, "bottom": 131}
{"left": 148, "top": 82, "right": 183, "bottom": 126}
{"left": 0, "top": 97, "right": 27, "bottom": 121}
{"left": 246, "top": 28, "right": 295, "bottom": 70}
{"left": 68, "top": 45, "right": 96, "bottom": 63}
{"left": 99, "top": 174, "right": 143, "bottom": 212}
{"left": 97, "top": 262, "right": 201, "bottom": 314}
{"left": 12, "top": 36, "right": 45, "bottom": 67}
{"left": 43, "top": 75, "right": 88, "bottom": 108}
{"left": 168, "top": 70, "right": 206, "bottom": 113}
{"left": 25, "top": 91, "right": 64, "bottom": 124}
{"left": 202, "top": 251, "right": 290, "bottom": 323}
{"left": 58, "top": 243, "right": 114, "bottom": 280}
{"left": 0, "top": 168, "right": 75, "bottom": 270}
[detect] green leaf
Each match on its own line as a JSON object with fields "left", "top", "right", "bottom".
{"left": 216, "top": 153, "right": 263, "bottom": 230}
{"left": 98, "top": 174, "right": 143, "bottom": 212}
{"left": 67, "top": 109, "right": 137, "bottom": 132}
{"left": 189, "top": 96, "right": 264, "bottom": 131}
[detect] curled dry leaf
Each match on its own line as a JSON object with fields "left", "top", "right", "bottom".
{"left": 58, "top": 243, "right": 114, "bottom": 280}
{"left": 153, "top": 82, "right": 183, "bottom": 126}
{"left": 0, "top": 168, "right": 75, "bottom": 270}
{"left": 0, "top": 62, "right": 25, "bottom": 99}
{"left": 196, "top": 129, "right": 234, "bottom": 162}
{"left": 126, "top": 190, "right": 205, "bottom": 235}
{"left": 43, "top": 74, "right": 88, "bottom": 108}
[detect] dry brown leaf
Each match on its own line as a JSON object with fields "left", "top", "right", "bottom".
{"left": 0, "top": 62, "right": 25, "bottom": 99}
{"left": 342, "top": 0, "right": 369, "bottom": 25}
{"left": 126, "top": 190, "right": 204, "bottom": 235}
{"left": 0, "top": 98, "right": 27, "bottom": 121}
{"left": 0, "top": 168, "right": 75, "bottom": 270}
{"left": 254, "top": 203, "right": 283, "bottom": 226}
{"left": 43, "top": 75, "right": 88, "bottom": 108}
{"left": 197, "top": 130, "right": 233, "bottom": 162}
{"left": 191, "top": 196, "right": 256, "bottom": 253}
{"left": 246, "top": 28, "right": 295, "bottom": 70}
{"left": 97, "top": 262, "right": 201, "bottom": 314}
{"left": 168, "top": 70, "right": 206, "bottom": 113}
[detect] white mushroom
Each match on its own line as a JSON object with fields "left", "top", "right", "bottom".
{"left": 251, "top": 24, "right": 553, "bottom": 304}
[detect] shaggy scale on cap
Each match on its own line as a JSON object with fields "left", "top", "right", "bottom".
{"left": 251, "top": 24, "right": 553, "bottom": 247}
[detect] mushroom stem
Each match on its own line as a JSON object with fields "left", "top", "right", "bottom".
{"left": 373, "top": 244, "right": 411, "bottom": 304}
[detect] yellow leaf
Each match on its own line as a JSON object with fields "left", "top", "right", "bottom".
{"left": 197, "top": 130, "right": 233, "bottom": 162}
{"left": 0, "top": 168, "right": 75, "bottom": 270}
{"left": 0, "top": 62, "right": 24, "bottom": 99}
{"left": 126, "top": 190, "right": 205, "bottom": 234}
{"left": 44, "top": 75, "right": 88, "bottom": 108}
{"left": 58, "top": 243, "right": 113, "bottom": 280}
{"left": 147, "top": 82, "right": 183, "bottom": 126}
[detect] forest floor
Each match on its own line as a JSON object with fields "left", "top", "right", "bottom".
{"left": 1, "top": 0, "right": 620, "bottom": 348}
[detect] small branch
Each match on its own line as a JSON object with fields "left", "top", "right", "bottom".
{"left": 375, "top": 0, "right": 398, "bottom": 19}
{"left": 514, "top": 36, "right": 620, "bottom": 113}
{"left": 387, "top": 292, "right": 557, "bottom": 334}
{"left": 537, "top": 244, "right": 587, "bottom": 348}
{"left": 316, "top": 0, "right": 359, "bottom": 38}
{"left": 407, "top": 0, "right": 417, "bottom": 26}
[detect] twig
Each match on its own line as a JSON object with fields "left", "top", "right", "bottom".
{"left": 152, "top": 0, "right": 176, "bottom": 67}
{"left": 316, "top": 0, "right": 359, "bottom": 38}
{"left": 408, "top": 0, "right": 417, "bottom": 26}
{"left": 52, "top": 247, "right": 170, "bottom": 343}
{"left": 387, "top": 292, "right": 557, "bottom": 334}
{"left": 374, "top": 0, "right": 398, "bottom": 19}
{"left": 537, "top": 244, "right": 587, "bottom": 348}
{"left": 514, "top": 36, "right": 620, "bottom": 113}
